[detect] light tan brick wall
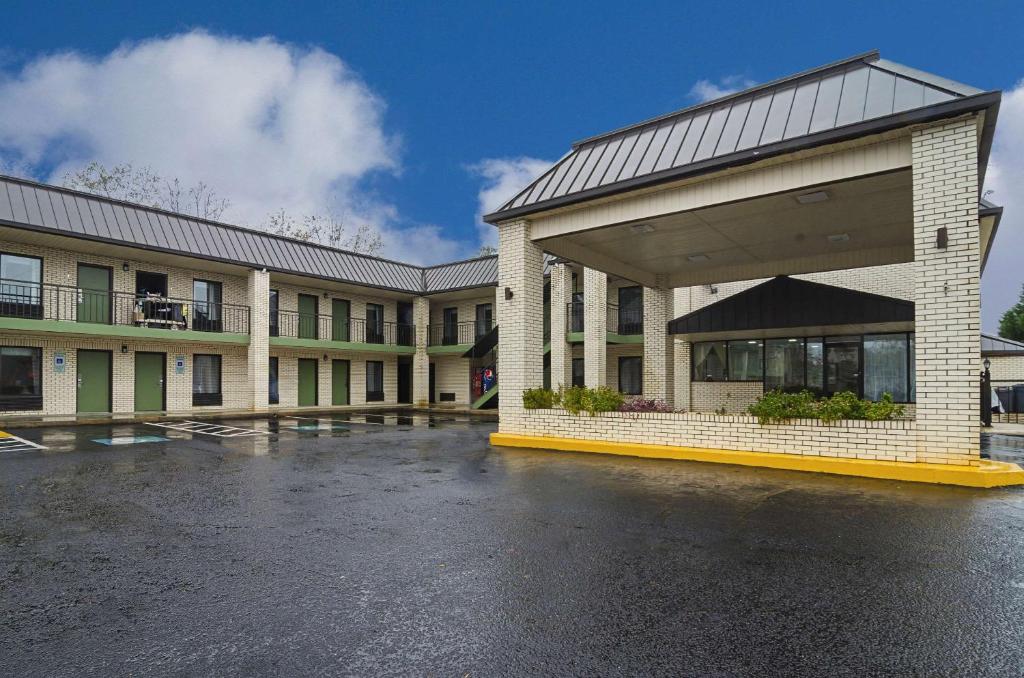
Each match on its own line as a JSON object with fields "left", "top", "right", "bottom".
{"left": 413, "top": 297, "right": 429, "bottom": 406}
{"left": 428, "top": 294, "right": 493, "bottom": 333}
{"left": 269, "top": 348, "right": 398, "bottom": 409}
{"left": 605, "top": 343, "right": 642, "bottom": 392}
{"left": 271, "top": 280, "right": 400, "bottom": 337}
{"left": 691, "top": 382, "right": 764, "bottom": 414}
{"left": 583, "top": 267, "right": 607, "bottom": 387}
{"left": 642, "top": 285, "right": 674, "bottom": 404}
{"left": 988, "top": 356, "right": 1024, "bottom": 383}
{"left": 432, "top": 355, "right": 471, "bottom": 404}
{"left": 514, "top": 410, "right": 918, "bottom": 462}
{"left": 247, "top": 269, "right": 270, "bottom": 411}
{"left": 549, "top": 263, "right": 572, "bottom": 390}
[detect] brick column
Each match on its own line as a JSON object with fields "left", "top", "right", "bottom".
{"left": 549, "top": 263, "right": 572, "bottom": 390}
{"left": 911, "top": 116, "right": 981, "bottom": 464}
{"left": 583, "top": 267, "right": 607, "bottom": 388}
{"left": 413, "top": 296, "right": 430, "bottom": 406}
{"left": 247, "top": 268, "right": 270, "bottom": 412}
{"left": 497, "top": 219, "right": 544, "bottom": 432}
{"left": 642, "top": 285, "right": 675, "bottom": 405}
{"left": 673, "top": 287, "right": 692, "bottom": 410}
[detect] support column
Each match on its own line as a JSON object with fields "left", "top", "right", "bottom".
{"left": 911, "top": 116, "right": 981, "bottom": 464}
{"left": 642, "top": 284, "right": 675, "bottom": 406}
{"left": 413, "top": 296, "right": 430, "bottom": 407}
{"left": 549, "top": 263, "right": 572, "bottom": 390}
{"left": 673, "top": 287, "right": 692, "bottom": 410}
{"left": 583, "top": 267, "right": 607, "bottom": 388}
{"left": 247, "top": 268, "right": 270, "bottom": 412}
{"left": 497, "top": 219, "right": 544, "bottom": 431}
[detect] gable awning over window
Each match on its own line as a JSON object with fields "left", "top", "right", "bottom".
{"left": 669, "top": 276, "right": 914, "bottom": 339}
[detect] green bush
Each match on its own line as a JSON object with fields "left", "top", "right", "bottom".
{"left": 560, "top": 385, "right": 624, "bottom": 416}
{"left": 522, "top": 387, "right": 556, "bottom": 410}
{"left": 748, "top": 389, "right": 905, "bottom": 424}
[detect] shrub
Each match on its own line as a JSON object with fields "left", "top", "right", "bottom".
{"left": 747, "top": 389, "right": 817, "bottom": 424}
{"left": 522, "top": 387, "right": 556, "bottom": 410}
{"left": 748, "top": 389, "right": 905, "bottom": 424}
{"left": 619, "top": 397, "right": 674, "bottom": 413}
{"left": 560, "top": 385, "right": 624, "bottom": 416}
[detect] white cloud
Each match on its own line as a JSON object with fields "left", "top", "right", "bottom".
{"left": 982, "top": 79, "right": 1024, "bottom": 332}
{"left": 0, "top": 30, "right": 468, "bottom": 265}
{"left": 469, "top": 156, "right": 553, "bottom": 248}
{"left": 688, "top": 75, "right": 757, "bottom": 103}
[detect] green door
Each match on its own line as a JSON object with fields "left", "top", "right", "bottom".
{"left": 77, "top": 349, "right": 112, "bottom": 413}
{"left": 332, "top": 359, "right": 350, "bottom": 406}
{"left": 134, "top": 352, "right": 165, "bottom": 411}
{"left": 331, "top": 299, "right": 350, "bottom": 341}
{"left": 297, "top": 358, "right": 318, "bottom": 406}
{"left": 298, "top": 294, "right": 318, "bottom": 339}
{"left": 77, "top": 264, "right": 111, "bottom": 324}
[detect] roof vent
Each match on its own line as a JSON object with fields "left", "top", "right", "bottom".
{"left": 630, "top": 223, "right": 655, "bottom": 234}
{"left": 795, "top": 191, "right": 829, "bottom": 205}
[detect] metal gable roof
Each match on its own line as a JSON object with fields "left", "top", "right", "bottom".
{"left": 487, "top": 51, "right": 999, "bottom": 223}
{"left": 982, "top": 333, "right": 1024, "bottom": 355}
{"left": 0, "top": 174, "right": 502, "bottom": 294}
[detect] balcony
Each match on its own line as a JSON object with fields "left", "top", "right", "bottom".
{"left": 564, "top": 300, "right": 643, "bottom": 343}
{"left": 427, "top": 320, "right": 493, "bottom": 353}
{"left": 0, "top": 279, "right": 250, "bottom": 342}
{"left": 272, "top": 310, "right": 416, "bottom": 353}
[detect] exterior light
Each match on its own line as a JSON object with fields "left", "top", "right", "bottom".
{"left": 122, "top": 262, "right": 130, "bottom": 272}
{"left": 323, "top": 354, "right": 329, "bottom": 361}
{"left": 826, "top": 233, "right": 850, "bottom": 243}
{"left": 630, "top": 223, "right": 655, "bottom": 234}
{"left": 504, "top": 287, "right": 513, "bottom": 300}
{"left": 121, "top": 345, "right": 128, "bottom": 353}
{"left": 984, "top": 358, "right": 991, "bottom": 371}
{"left": 687, "top": 254, "right": 709, "bottom": 263}
{"left": 795, "top": 191, "right": 829, "bottom": 204}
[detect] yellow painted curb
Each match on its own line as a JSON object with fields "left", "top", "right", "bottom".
{"left": 489, "top": 433, "right": 1024, "bottom": 488}
{"left": 0, "top": 430, "right": 11, "bottom": 438}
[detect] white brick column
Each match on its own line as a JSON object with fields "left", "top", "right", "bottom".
{"left": 642, "top": 285, "right": 675, "bottom": 405}
{"left": 247, "top": 268, "right": 270, "bottom": 412}
{"left": 549, "top": 263, "right": 572, "bottom": 390}
{"left": 583, "top": 267, "right": 607, "bottom": 388}
{"left": 497, "top": 219, "right": 544, "bottom": 431}
{"left": 413, "top": 296, "right": 430, "bottom": 406}
{"left": 673, "top": 287, "right": 692, "bottom": 410}
{"left": 912, "top": 116, "right": 981, "bottom": 464}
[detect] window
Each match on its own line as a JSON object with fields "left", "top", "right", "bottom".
{"left": 569, "top": 291, "right": 584, "bottom": 332}
{"left": 442, "top": 307, "right": 459, "bottom": 344}
{"left": 617, "top": 286, "right": 643, "bottom": 335}
{"left": 397, "top": 301, "right": 415, "bottom": 346}
{"left": 192, "top": 354, "right": 222, "bottom": 406}
{"left": 268, "top": 356, "right": 279, "bottom": 405}
{"left": 475, "top": 304, "right": 493, "bottom": 340}
{"left": 764, "top": 338, "right": 804, "bottom": 392}
{"left": 571, "top": 358, "right": 585, "bottom": 387}
{"left": 805, "top": 338, "right": 824, "bottom": 395}
{"left": 864, "top": 334, "right": 911, "bottom": 402}
{"left": 366, "top": 303, "right": 384, "bottom": 344}
{"left": 193, "top": 280, "right": 223, "bottom": 332}
{"left": 0, "top": 347, "right": 42, "bottom": 411}
{"left": 692, "top": 341, "right": 727, "bottom": 381}
{"left": 618, "top": 356, "right": 642, "bottom": 395}
{"left": 727, "top": 340, "right": 763, "bottom": 381}
{"left": 0, "top": 253, "right": 43, "bottom": 319}
{"left": 366, "top": 361, "right": 384, "bottom": 401}
{"left": 269, "top": 290, "right": 279, "bottom": 337}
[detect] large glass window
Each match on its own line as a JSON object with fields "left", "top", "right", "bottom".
{"left": 0, "top": 253, "right": 43, "bottom": 319}
{"left": 192, "top": 280, "right": 223, "bottom": 332}
{"left": 269, "top": 289, "right": 279, "bottom": 337}
{"left": 192, "top": 354, "right": 222, "bottom": 406}
{"left": 692, "top": 341, "right": 727, "bottom": 381}
{"left": 366, "top": 361, "right": 384, "bottom": 401}
{"left": 806, "top": 338, "right": 824, "bottom": 395}
{"left": 0, "top": 346, "right": 42, "bottom": 411}
{"left": 728, "top": 340, "right": 763, "bottom": 381}
{"left": 618, "top": 356, "right": 642, "bottom": 395}
{"left": 825, "top": 336, "right": 861, "bottom": 396}
{"left": 765, "top": 338, "right": 804, "bottom": 392}
{"left": 442, "top": 307, "right": 459, "bottom": 344}
{"left": 864, "top": 334, "right": 911, "bottom": 402}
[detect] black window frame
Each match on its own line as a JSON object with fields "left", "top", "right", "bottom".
{"left": 618, "top": 355, "right": 643, "bottom": 395}
{"left": 442, "top": 307, "right": 459, "bottom": 345}
{"left": 269, "top": 289, "right": 279, "bottom": 337}
{"left": 571, "top": 357, "right": 585, "bottom": 388}
{"left": 366, "top": 303, "right": 385, "bottom": 344}
{"left": 192, "top": 353, "right": 223, "bottom": 407}
{"left": 475, "top": 303, "right": 493, "bottom": 341}
{"left": 0, "top": 345, "right": 43, "bottom": 411}
{"left": 366, "top": 360, "right": 384, "bottom": 402}
{"left": 0, "top": 251, "right": 44, "bottom": 320}
{"left": 616, "top": 286, "right": 644, "bottom": 336}
{"left": 192, "top": 278, "right": 223, "bottom": 333}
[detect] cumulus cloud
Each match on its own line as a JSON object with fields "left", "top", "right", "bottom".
{"left": 982, "top": 79, "right": 1024, "bottom": 332}
{"left": 688, "top": 74, "right": 757, "bottom": 102}
{"left": 469, "top": 156, "right": 553, "bottom": 248}
{"left": 0, "top": 30, "right": 467, "bottom": 264}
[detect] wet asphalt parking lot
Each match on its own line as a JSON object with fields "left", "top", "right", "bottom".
{"left": 3, "top": 413, "right": 1024, "bottom": 677}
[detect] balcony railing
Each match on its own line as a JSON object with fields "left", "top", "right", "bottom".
{"left": 564, "top": 301, "right": 643, "bottom": 335}
{"left": 428, "top": 320, "right": 493, "bottom": 346}
{"left": 0, "top": 279, "right": 250, "bottom": 334}
{"left": 275, "top": 310, "right": 415, "bottom": 346}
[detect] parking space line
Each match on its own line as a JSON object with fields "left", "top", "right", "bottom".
{"left": 0, "top": 432, "right": 46, "bottom": 452}
{"left": 145, "top": 421, "right": 269, "bottom": 438}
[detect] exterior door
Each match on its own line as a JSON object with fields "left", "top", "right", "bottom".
{"left": 134, "top": 352, "right": 165, "bottom": 411}
{"left": 429, "top": 362, "right": 436, "bottom": 403}
{"left": 332, "top": 299, "right": 350, "bottom": 341}
{"left": 298, "top": 295, "right": 318, "bottom": 339}
{"left": 397, "top": 359, "right": 411, "bottom": 404}
{"left": 331, "top": 359, "right": 350, "bottom": 406}
{"left": 77, "top": 263, "right": 111, "bottom": 324}
{"left": 475, "top": 303, "right": 492, "bottom": 340}
{"left": 366, "top": 303, "right": 384, "bottom": 343}
{"left": 297, "top": 358, "right": 318, "bottom": 406}
{"left": 77, "top": 349, "right": 112, "bottom": 413}
{"left": 826, "top": 338, "right": 861, "bottom": 396}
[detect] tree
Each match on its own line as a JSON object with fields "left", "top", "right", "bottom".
{"left": 63, "top": 162, "right": 230, "bottom": 221}
{"left": 477, "top": 245, "right": 497, "bottom": 256}
{"left": 263, "top": 209, "right": 384, "bottom": 256}
{"left": 999, "top": 284, "right": 1024, "bottom": 342}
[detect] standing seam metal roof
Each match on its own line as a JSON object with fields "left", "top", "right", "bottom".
{"left": 487, "top": 51, "right": 998, "bottom": 222}
{"left": 0, "top": 174, "right": 498, "bottom": 294}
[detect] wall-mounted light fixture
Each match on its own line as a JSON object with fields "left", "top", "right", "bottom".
{"left": 504, "top": 287, "right": 513, "bottom": 300}
{"left": 323, "top": 291, "right": 329, "bottom": 298}
{"left": 936, "top": 227, "right": 948, "bottom": 249}
{"left": 323, "top": 354, "right": 328, "bottom": 361}
{"left": 121, "top": 345, "right": 128, "bottom": 354}
{"left": 122, "top": 262, "right": 130, "bottom": 272}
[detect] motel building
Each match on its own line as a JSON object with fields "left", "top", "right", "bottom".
{"left": 487, "top": 50, "right": 1024, "bottom": 487}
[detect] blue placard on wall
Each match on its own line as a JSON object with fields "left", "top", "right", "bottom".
{"left": 54, "top": 351, "right": 66, "bottom": 374}
{"left": 175, "top": 355, "right": 185, "bottom": 374}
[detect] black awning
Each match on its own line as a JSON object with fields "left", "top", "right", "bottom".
{"left": 462, "top": 325, "right": 499, "bottom": 358}
{"left": 668, "top": 276, "right": 914, "bottom": 336}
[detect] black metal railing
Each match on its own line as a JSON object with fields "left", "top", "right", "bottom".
{"left": 275, "top": 310, "right": 415, "bottom": 346}
{"left": 567, "top": 301, "right": 584, "bottom": 333}
{"left": 609, "top": 302, "right": 644, "bottom": 336}
{"left": 0, "top": 279, "right": 250, "bottom": 333}
{"left": 428, "top": 320, "right": 493, "bottom": 346}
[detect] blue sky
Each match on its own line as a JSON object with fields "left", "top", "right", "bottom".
{"left": 1, "top": 0, "right": 1023, "bottom": 329}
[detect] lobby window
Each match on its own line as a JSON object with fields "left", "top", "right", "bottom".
{"left": 727, "top": 340, "right": 763, "bottom": 381}
{"left": 764, "top": 338, "right": 805, "bottom": 392}
{"left": 618, "top": 356, "right": 642, "bottom": 395}
{"left": 366, "top": 361, "right": 384, "bottom": 402}
{"left": 192, "top": 354, "right": 222, "bottom": 407}
{"left": 0, "top": 346, "right": 42, "bottom": 411}
{"left": 864, "top": 334, "right": 913, "bottom": 403}
{"left": 692, "top": 341, "right": 727, "bottom": 381}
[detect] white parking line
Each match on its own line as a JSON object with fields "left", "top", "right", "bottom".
{"left": 145, "top": 421, "right": 269, "bottom": 438}
{"left": 0, "top": 433, "right": 46, "bottom": 452}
